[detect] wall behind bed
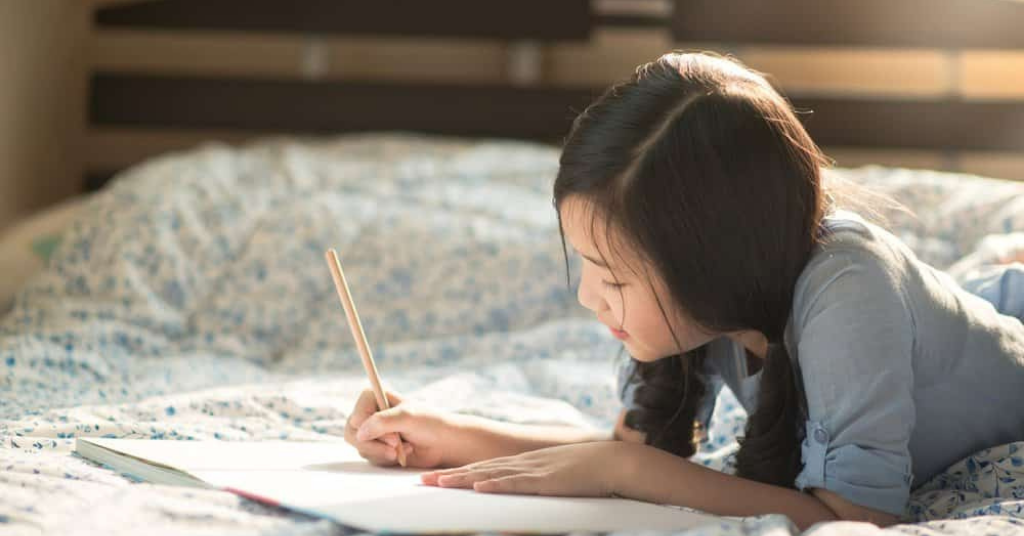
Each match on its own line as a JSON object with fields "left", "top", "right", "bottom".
{"left": 3, "top": 0, "right": 1024, "bottom": 231}
{"left": 0, "top": 0, "right": 90, "bottom": 231}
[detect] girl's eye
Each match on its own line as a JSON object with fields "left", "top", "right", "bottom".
{"left": 602, "top": 280, "right": 625, "bottom": 289}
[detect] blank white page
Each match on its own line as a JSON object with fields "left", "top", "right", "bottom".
{"left": 79, "top": 438, "right": 733, "bottom": 534}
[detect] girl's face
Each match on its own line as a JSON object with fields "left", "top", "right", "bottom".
{"left": 559, "top": 197, "right": 718, "bottom": 362}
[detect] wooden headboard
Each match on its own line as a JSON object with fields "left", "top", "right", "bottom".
{"left": 87, "top": 0, "right": 1024, "bottom": 189}
{"left": 671, "top": 0, "right": 1024, "bottom": 154}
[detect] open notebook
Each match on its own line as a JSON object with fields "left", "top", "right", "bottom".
{"left": 75, "top": 438, "right": 733, "bottom": 534}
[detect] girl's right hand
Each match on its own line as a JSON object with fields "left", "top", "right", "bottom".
{"left": 343, "top": 388, "right": 459, "bottom": 469}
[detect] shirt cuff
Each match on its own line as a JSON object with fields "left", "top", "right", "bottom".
{"left": 794, "top": 420, "right": 913, "bottom": 516}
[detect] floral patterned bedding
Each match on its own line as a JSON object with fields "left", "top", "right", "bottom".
{"left": 1, "top": 134, "right": 1022, "bottom": 536}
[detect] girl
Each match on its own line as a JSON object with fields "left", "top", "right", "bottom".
{"left": 344, "top": 52, "right": 1024, "bottom": 531}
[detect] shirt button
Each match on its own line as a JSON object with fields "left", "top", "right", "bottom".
{"left": 813, "top": 428, "right": 829, "bottom": 444}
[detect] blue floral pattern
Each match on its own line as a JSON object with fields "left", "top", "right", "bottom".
{"left": 1, "top": 134, "right": 1022, "bottom": 535}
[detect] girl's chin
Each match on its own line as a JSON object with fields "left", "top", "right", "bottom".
{"left": 632, "top": 354, "right": 670, "bottom": 363}
{"left": 625, "top": 345, "right": 669, "bottom": 362}
{"left": 617, "top": 334, "right": 694, "bottom": 361}
{"left": 626, "top": 343, "right": 690, "bottom": 362}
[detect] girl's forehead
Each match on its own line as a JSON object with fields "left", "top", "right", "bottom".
{"left": 559, "top": 197, "right": 640, "bottom": 271}
{"left": 559, "top": 197, "right": 605, "bottom": 248}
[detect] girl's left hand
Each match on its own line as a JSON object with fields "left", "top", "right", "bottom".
{"left": 420, "top": 441, "right": 625, "bottom": 497}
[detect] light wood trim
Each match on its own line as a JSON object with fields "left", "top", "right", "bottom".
{"left": 739, "top": 47, "right": 949, "bottom": 97}
{"left": 92, "top": 29, "right": 310, "bottom": 78}
{"left": 961, "top": 51, "right": 1024, "bottom": 99}
{"left": 823, "top": 147, "right": 948, "bottom": 171}
{"left": 99, "top": 29, "right": 1024, "bottom": 102}
{"left": 547, "top": 28, "right": 673, "bottom": 87}
{"left": 958, "top": 152, "right": 1024, "bottom": 181}
{"left": 327, "top": 37, "right": 506, "bottom": 84}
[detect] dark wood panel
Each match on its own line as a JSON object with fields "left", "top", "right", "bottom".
{"left": 90, "top": 74, "right": 599, "bottom": 142}
{"left": 591, "top": 14, "right": 670, "bottom": 28}
{"left": 95, "top": 0, "right": 591, "bottom": 41}
{"left": 794, "top": 98, "right": 1024, "bottom": 152}
{"left": 89, "top": 74, "right": 1024, "bottom": 155}
{"left": 673, "top": 0, "right": 1024, "bottom": 48}
{"left": 84, "top": 170, "right": 117, "bottom": 193}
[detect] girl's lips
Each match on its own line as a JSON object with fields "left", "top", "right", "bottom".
{"left": 608, "top": 326, "right": 629, "bottom": 340}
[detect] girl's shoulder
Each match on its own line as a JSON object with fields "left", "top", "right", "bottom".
{"left": 788, "top": 210, "right": 917, "bottom": 343}
{"left": 817, "top": 209, "right": 905, "bottom": 257}
{"left": 802, "top": 209, "right": 912, "bottom": 284}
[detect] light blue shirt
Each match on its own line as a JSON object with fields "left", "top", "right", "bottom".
{"left": 619, "top": 211, "right": 1024, "bottom": 516}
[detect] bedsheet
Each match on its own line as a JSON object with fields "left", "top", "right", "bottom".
{"left": 2, "top": 134, "right": 1022, "bottom": 535}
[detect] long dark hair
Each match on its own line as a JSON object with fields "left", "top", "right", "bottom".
{"left": 553, "top": 52, "right": 832, "bottom": 488}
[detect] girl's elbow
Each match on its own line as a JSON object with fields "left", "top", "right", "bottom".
{"left": 809, "top": 488, "right": 901, "bottom": 529}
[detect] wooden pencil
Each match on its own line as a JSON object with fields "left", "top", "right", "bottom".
{"left": 325, "top": 248, "right": 408, "bottom": 467}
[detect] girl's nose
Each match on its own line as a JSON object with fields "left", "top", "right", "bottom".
{"left": 577, "top": 280, "right": 606, "bottom": 313}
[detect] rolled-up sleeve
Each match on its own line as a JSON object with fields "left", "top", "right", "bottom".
{"left": 791, "top": 247, "right": 916, "bottom": 516}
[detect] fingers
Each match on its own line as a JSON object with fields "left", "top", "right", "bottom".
{"left": 430, "top": 469, "right": 512, "bottom": 488}
{"left": 343, "top": 388, "right": 411, "bottom": 466}
{"left": 344, "top": 388, "right": 403, "bottom": 444}
{"left": 421, "top": 467, "right": 542, "bottom": 495}
{"left": 356, "top": 439, "right": 415, "bottom": 467}
{"left": 347, "top": 388, "right": 403, "bottom": 432}
{"left": 421, "top": 465, "right": 473, "bottom": 485}
{"left": 356, "top": 406, "right": 410, "bottom": 442}
{"left": 474, "top": 475, "right": 543, "bottom": 495}
{"left": 426, "top": 455, "right": 514, "bottom": 477}
{"left": 358, "top": 439, "right": 400, "bottom": 466}
{"left": 421, "top": 461, "right": 516, "bottom": 488}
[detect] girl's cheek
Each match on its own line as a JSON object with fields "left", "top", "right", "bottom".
{"left": 605, "top": 291, "right": 626, "bottom": 323}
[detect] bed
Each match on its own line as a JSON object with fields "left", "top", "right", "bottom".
{"left": 3, "top": 1, "right": 1024, "bottom": 535}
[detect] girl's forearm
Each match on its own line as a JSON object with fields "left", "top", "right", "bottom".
{"left": 447, "top": 414, "right": 612, "bottom": 466}
{"left": 612, "top": 442, "right": 838, "bottom": 531}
